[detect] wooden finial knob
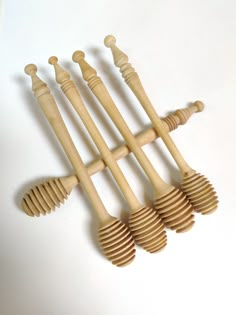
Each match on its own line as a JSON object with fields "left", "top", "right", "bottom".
{"left": 24, "top": 63, "right": 49, "bottom": 97}
{"left": 48, "top": 56, "right": 58, "bottom": 65}
{"left": 194, "top": 100, "right": 205, "bottom": 112}
{"left": 104, "top": 35, "right": 133, "bottom": 78}
{"left": 24, "top": 64, "right": 37, "bottom": 76}
{"left": 104, "top": 35, "right": 116, "bottom": 48}
{"left": 72, "top": 50, "right": 98, "bottom": 85}
{"left": 48, "top": 56, "right": 70, "bottom": 84}
{"left": 175, "top": 101, "right": 205, "bottom": 125}
{"left": 72, "top": 50, "right": 85, "bottom": 63}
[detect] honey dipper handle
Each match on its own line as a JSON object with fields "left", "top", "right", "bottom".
{"left": 73, "top": 52, "right": 170, "bottom": 194}
{"left": 24, "top": 64, "right": 110, "bottom": 223}
{"left": 104, "top": 35, "right": 194, "bottom": 176}
{"left": 49, "top": 56, "right": 142, "bottom": 211}
{"left": 61, "top": 102, "right": 202, "bottom": 188}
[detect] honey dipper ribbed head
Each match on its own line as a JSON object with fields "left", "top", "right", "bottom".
{"left": 128, "top": 206, "right": 167, "bottom": 253}
{"left": 181, "top": 172, "right": 218, "bottom": 215}
{"left": 21, "top": 177, "right": 76, "bottom": 216}
{"left": 72, "top": 51, "right": 85, "bottom": 63}
{"left": 104, "top": 35, "right": 116, "bottom": 47}
{"left": 99, "top": 218, "right": 136, "bottom": 267}
{"left": 24, "top": 64, "right": 37, "bottom": 76}
{"left": 153, "top": 187, "right": 195, "bottom": 233}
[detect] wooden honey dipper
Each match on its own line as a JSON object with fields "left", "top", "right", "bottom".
{"left": 22, "top": 102, "right": 202, "bottom": 217}
{"left": 24, "top": 64, "right": 136, "bottom": 266}
{"left": 72, "top": 51, "right": 195, "bottom": 233}
{"left": 104, "top": 35, "right": 218, "bottom": 215}
{"left": 47, "top": 56, "right": 167, "bottom": 253}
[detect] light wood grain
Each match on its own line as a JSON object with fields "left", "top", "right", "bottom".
{"left": 48, "top": 56, "right": 167, "bottom": 253}
{"left": 24, "top": 64, "right": 136, "bottom": 266}
{"left": 48, "top": 56, "right": 142, "bottom": 211}
{"left": 22, "top": 103, "right": 201, "bottom": 217}
{"left": 73, "top": 51, "right": 195, "bottom": 233}
{"left": 104, "top": 35, "right": 218, "bottom": 215}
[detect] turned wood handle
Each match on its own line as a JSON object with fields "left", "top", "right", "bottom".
{"left": 37, "top": 102, "right": 203, "bottom": 190}
{"left": 24, "top": 64, "right": 110, "bottom": 222}
{"left": 21, "top": 102, "right": 203, "bottom": 217}
{"left": 83, "top": 102, "right": 204, "bottom": 179}
{"left": 48, "top": 56, "right": 142, "bottom": 211}
{"left": 55, "top": 102, "right": 203, "bottom": 191}
{"left": 72, "top": 51, "right": 171, "bottom": 194}
{"left": 104, "top": 35, "right": 198, "bottom": 176}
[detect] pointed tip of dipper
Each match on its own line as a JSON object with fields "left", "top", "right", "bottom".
{"left": 104, "top": 35, "right": 116, "bottom": 48}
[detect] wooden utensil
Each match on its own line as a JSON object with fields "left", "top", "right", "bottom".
{"left": 47, "top": 56, "right": 167, "bottom": 253}
{"left": 104, "top": 35, "right": 218, "bottom": 215}
{"left": 24, "top": 64, "right": 136, "bottom": 266}
{"left": 73, "top": 51, "right": 195, "bottom": 233}
{"left": 22, "top": 102, "right": 202, "bottom": 216}
{"left": 22, "top": 175, "right": 76, "bottom": 216}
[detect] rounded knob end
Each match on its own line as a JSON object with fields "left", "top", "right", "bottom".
{"left": 72, "top": 50, "right": 85, "bottom": 63}
{"left": 24, "top": 64, "right": 37, "bottom": 76}
{"left": 104, "top": 35, "right": 116, "bottom": 47}
{"left": 194, "top": 100, "right": 205, "bottom": 112}
{"left": 48, "top": 56, "right": 58, "bottom": 65}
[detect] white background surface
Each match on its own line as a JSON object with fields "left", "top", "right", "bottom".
{"left": 1, "top": 1, "right": 236, "bottom": 314}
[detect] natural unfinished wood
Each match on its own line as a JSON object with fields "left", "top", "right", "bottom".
{"left": 48, "top": 56, "right": 142, "bottom": 211}
{"left": 104, "top": 35, "right": 218, "bottom": 215}
{"left": 72, "top": 51, "right": 195, "bottom": 233}
{"left": 22, "top": 176, "right": 76, "bottom": 216}
{"left": 47, "top": 56, "right": 167, "bottom": 253}
{"left": 24, "top": 64, "right": 136, "bottom": 267}
{"left": 21, "top": 175, "right": 77, "bottom": 217}
{"left": 22, "top": 103, "right": 202, "bottom": 216}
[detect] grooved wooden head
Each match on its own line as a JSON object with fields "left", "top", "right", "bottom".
{"left": 129, "top": 206, "right": 167, "bottom": 253}
{"left": 153, "top": 187, "right": 195, "bottom": 232}
{"left": 181, "top": 172, "right": 218, "bottom": 214}
{"left": 21, "top": 177, "right": 77, "bottom": 216}
{"left": 99, "top": 219, "right": 136, "bottom": 266}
